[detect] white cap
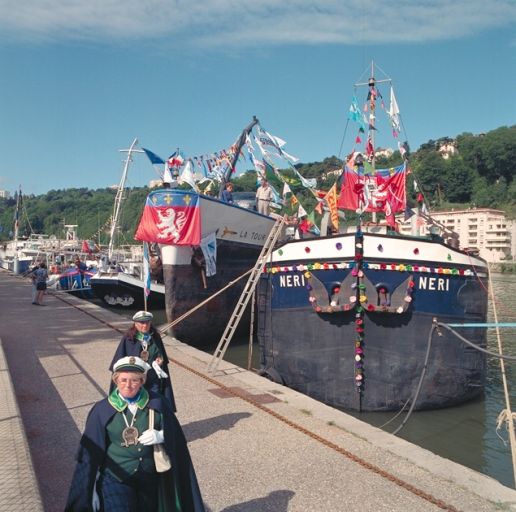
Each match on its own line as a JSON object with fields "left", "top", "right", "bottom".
{"left": 113, "top": 356, "right": 151, "bottom": 373}
{"left": 132, "top": 310, "right": 153, "bottom": 322}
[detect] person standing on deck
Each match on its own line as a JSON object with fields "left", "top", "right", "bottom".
{"left": 110, "top": 311, "right": 176, "bottom": 412}
{"left": 221, "top": 182, "right": 234, "bottom": 204}
{"left": 256, "top": 178, "right": 273, "bottom": 215}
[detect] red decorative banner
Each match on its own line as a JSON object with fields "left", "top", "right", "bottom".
{"left": 135, "top": 190, "right": 201, "bottom": 245}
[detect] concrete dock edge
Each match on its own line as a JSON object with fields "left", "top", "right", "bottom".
{"left": 0, "top": 337, "right": 44, "bottom": 512}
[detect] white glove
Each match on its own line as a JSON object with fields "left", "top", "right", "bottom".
{"left": 138, "top": 429, "right": 164, "bottom": 446}
{"left": 152, "top": 360, "right": 168, "bottom": 379}
{"left": 92, "top": 489, "right": 100, "bottom": 511}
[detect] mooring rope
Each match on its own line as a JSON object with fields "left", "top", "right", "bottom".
{"left": 392, "top": 318, "right": 516, "bottom": 437}
{"left": 391, "top": 322, "right": 435, "bottom": 435}
{"left": 158, "top": 269, "right": 252, "bottom": 335}
{"left": 487, "top": 265, "right": 516, "bottom": 488}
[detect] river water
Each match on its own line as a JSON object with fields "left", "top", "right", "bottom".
{"left": 102, "top": 273, "right": 516, "bottom": 489}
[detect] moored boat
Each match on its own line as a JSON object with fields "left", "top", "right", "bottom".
{"left": 134, "top": 119, "right": 282, "bottom": 346}
{"left": 157, "top": 190, "right": 275, "bottom": 345}
{"left": 256, "top": 64, "right": 489, "bottom": 412}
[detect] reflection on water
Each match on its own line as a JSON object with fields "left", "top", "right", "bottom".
{"left": 95, "top": 273, "right": 516, "bottom": 489}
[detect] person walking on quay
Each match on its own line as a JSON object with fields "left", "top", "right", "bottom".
{"left": 26, "top": 259, "right": 40, "bottom": 303}
{"left": 65, "top": 356, "right": 205, "bottom": 512}
{"left": 256, "top": 178, "right": 273, "bottom": 215}
{"left": 33, "top": 261, "right": 48, "bottom": 305}
{"left": 110, "top": 311, "right": 176, "bottom": 412}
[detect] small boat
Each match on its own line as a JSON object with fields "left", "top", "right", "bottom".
{"left": 0, "top": 188, "right": 33, "bottom": 274}
{"left": 89, "top": 267, "right": 165, "bottom": 308}
{"left": 256, "top": 64, "right": 489, "bottom": 412}
{"left": 89, "top": 139, "right": 165, "bottom": 309}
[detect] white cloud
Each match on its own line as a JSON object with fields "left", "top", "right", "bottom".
{"left": 0, "top": 0, "right": 515, "bottom": 47}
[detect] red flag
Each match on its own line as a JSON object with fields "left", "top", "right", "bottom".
{"left": 135, "top": 190, "right": 201, "bottom": 245}
{"left": 338, "top": 163, "right": 406, "bottom": 214}
{"left": 81, "top": 240, "right": 92, "bottom": 255}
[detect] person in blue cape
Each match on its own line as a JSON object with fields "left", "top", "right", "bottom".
{"left": 65, "top": 356, "right": 205, "bottom": 511}
{"left": 110, "top": 310, "right": 176, "bottom": 412}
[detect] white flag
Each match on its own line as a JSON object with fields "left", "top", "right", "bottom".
{"left": 200, "top": 232, "right": 217, "bottom": 277}
{"left": 179, "top": 160, "right": 199, "bottom": 191}
{"left": 388, "top": 87, "right": 401, "bottom": 132}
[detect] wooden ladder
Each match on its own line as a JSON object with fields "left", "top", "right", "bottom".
{"left": 207, "top": 216, "right": 286, "bottom": 374}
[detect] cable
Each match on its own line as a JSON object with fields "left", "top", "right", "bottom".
{"left": 392, "top": 322, "right": 435, "bottom": 435}
{"left": 436, "top": 322, "right": 516, "bottom": 361}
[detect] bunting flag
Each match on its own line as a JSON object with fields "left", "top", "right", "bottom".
{"left": 305, "top": 210, "right": 321, "bottom": 235}
{"left": 281, "top": 183, "right": 302, "bottom": 217}
{"left": 262, "top": 159, "right": 284, "bottom": 189}
{"left": 178, "top": 160, "right": 199, "bottom": 191}
{"left": 200, "top": 232, "right": 217, "bottom": 277}
{"left": 135, "top": 191, "right": 201, "bottom": 245}
{"left": 388, "top": 86, "right": 401, "bottom": 134}
{"left": 143, "top": 242, "right": 151, "bottom": 297}
{"left": 143, "top": 148, "right": 165, "bottom": 165}
{"left": 338, "top": 163, "right": 407, "bottom": 215}
{"left": 323, "top": 183, "right": 339, "bottom": 230}
{"left": 348, "top": 96, "right": 366, "bottom": 131}
{"left": 168, "top": 151, "right": 185, "bottom": 169}
{"left": 297, "top": 204, "right": 308, "bottom": 218}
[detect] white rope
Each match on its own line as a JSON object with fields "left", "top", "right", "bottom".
{"left": 488, "top": 264, "right": 516, "bottom": 487}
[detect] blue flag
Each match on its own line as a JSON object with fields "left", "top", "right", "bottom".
{"left": 143, "top": 148, "right": 165, "bottom": 165}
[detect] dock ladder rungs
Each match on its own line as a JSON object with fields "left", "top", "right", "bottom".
{"left": 207, "top": 216, "right": 286, "bottom": 374}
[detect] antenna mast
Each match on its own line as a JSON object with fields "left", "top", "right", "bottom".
{"left": 108, "top": 138, "right": 143, "bottom": 260}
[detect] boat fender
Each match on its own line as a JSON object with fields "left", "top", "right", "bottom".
{"left": 258, "top": 367, "right": 285, "bottom": 385}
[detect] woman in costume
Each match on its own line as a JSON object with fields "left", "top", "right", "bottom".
{"left": 65, "top": 356, "right": 205, "bottom": 511}
{"left": 110, "top": 310, "right": 176, "bottom": 411}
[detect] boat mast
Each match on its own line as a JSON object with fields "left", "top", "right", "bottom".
{"left": 355, "top": 62, "right": 391, "bottom": 223}
{"left": 13, "top": 185, "right": 21, "bottom": 243}
{"left": 108, "top": 138, "right": 143, "bottom": 261}
{"left": 220, "top": 116, "right": 259, "bottom": 197}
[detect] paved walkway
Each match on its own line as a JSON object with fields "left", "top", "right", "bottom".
{"left": 1, "top": 270, "right": 516, "bottom": 511}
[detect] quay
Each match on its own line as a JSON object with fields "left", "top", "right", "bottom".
{"left": 1, "top": 270, "right": 516, "bottom": 512}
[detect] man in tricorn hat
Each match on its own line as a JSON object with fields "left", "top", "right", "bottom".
{"left": 65, "top": 356, "right": 205, "bottom": 511}
{"left": 110, "top": 310, "right": 176, "bottom": 411}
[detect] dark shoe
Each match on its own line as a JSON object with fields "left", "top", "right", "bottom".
{"left": 32, "top": 302, "right": 38, "bottom": 305}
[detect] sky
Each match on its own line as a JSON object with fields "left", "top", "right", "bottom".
{"left": 0, "top": 0, "right": 515, "bottom": 196}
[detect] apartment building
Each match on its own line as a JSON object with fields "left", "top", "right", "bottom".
{"left": 399, "top": 208, "right": 515, "bottom": 262}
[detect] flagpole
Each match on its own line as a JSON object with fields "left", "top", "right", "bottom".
{"left": 142, "top": 241, "right": 151, "bottom": 312}
{"left": 221, "top": 116, "right": 259, "bottom": 196}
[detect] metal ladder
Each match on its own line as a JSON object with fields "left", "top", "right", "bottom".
{"left": 207, "top": 215, "right": 286, "bottom": 374}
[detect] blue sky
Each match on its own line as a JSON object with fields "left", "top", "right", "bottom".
{"left": 0, "top": 0, "right": 515, "bottom": 196}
